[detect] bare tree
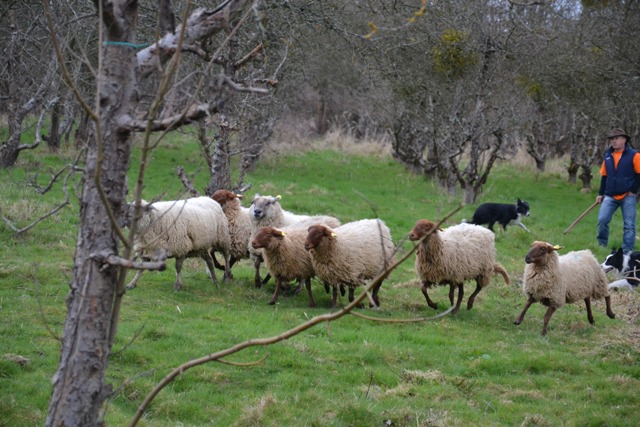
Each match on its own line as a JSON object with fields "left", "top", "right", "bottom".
{"left": 42, "top": 1, "right": 273, "bottom": 425}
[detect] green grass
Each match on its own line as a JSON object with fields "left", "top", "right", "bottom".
{"left": 1, "top": 135, "right": 639, "bottom": 426}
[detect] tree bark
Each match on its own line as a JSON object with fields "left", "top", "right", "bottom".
{"left": 46, "top": 1, "right": 253, "bottom": 424}
{"left": 45, "top": 3, "right": 137, "bottom": 423}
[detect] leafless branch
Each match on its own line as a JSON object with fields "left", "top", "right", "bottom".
{"left": 90, "top": 252, "right": 167, "bottom": 272}
{"left": 177, "top": 166, "right": 201, "bottom": 197}
{"left": 0, "top": 168, "right": 74, "bottom": 236}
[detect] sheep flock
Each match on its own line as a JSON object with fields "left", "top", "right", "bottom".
{"left": 124, "top": 191, "right": 625, "bottom": 336}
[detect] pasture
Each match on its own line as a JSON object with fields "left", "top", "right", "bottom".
{"left": 1, "top": 135, "right": 639, "bottom": 426}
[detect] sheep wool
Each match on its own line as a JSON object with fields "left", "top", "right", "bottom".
{"left": 515, "top": 241, "right": 615, "bottom": 335}
{"left": 212, "top": 190, "right": 252, "bottom": 268}
{"left": 251, "top": 226, "right": 317, "bottom": 307}
{"left": 409, "top": 220, "right": 511, "bottom": 313}
{"left": 248, "top": 193, "right": 340, "bottom": 288}
{"left": 305, "top": 219, "right": 395, "bottom": 308}
{"left": 134, "top": 196, "right": 231, "bottom": 290}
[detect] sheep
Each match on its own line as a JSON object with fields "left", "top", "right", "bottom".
{"left": 211, "top": 189, "right": 252, "bottom": 277}
{"left": 251, "top": 226, "right": 318, "bottom": 307}
{"left": 408, "top": 219, "right": 511, "bottom": 313}
{"left": 514, "top": 241, "right": 616, "bottom": 336}
{"left": 129, "top": 196, "right": 231, "bottom": 290}
{"left": 248, "top": 193, "right": 339, "bottom": 288}
{"left": 304, "top": 219, "right": 396, "bottom": 309}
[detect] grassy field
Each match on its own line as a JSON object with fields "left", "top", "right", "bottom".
{"left": 1, "top": 134, "right": 639, "bottom": 426}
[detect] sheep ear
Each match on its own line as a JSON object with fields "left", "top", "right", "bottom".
{"left": 552, "top": 245, "right": 563, "bottom": 251}
{"left": 276, "top": 195, "right": 282, "bottom": 200}
{"left": 281, "top": 231, "right": 287, "bottom": 237}
{"left": 330, "top": 232, "right": 337, "bottom": 238}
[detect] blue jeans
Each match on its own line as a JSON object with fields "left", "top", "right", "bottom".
{"left": 597, "top": 194, "right": 637, "bottom": 253}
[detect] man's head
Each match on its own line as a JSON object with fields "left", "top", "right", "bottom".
{"left": 607, "top": 129, "right": 630, "bottom": 151}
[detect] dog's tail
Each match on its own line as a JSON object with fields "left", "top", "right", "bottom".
{"left": 494, "top": 263, "right": 511, "bottom": 286}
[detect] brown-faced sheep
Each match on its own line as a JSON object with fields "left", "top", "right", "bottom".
{"left": 248, "top": 193, "right": 340, "bottom": 287}
{"left": 409, "top": 219, "right": 511, "bottom": 313}
{"left": 251, "top": 226, "right": 318, "bottom": 307}
{"left": 304, "top": 219, "right": 396, "bottom": 308}
{"left": 211, "top": 189, "right": 252, "bottom": 277}
{"left": 130, "top": 197, "right": 231, "bottom": 290}
{"left": 514, "top": 241, "right": 616, "bottom": 336}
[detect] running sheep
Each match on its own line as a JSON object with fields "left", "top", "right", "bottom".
{"left": 248, "top": 193, "right": 340, "bottom": 288}
{"left": 408, "top": 219, "right": 511, "bottom": 313}
{"left": 304, "top": 219, "right": 396, "bottom": 309}
{"left": 211, "top": 189, "right": 252, "bottom": 277}
{"left": 514, "top": 241, "right": 616, "bottom": 336}
{"left": 129, "top": 196, "right": 231, "bottom": 290}
{"left": 251, "top": 226, "right": 319, "bottom": 307}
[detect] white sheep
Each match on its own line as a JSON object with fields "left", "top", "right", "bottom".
{"left": 129, "top": 196, "right": 231, "bottom": 290}
{"left": 514, "top": 241, "right": 616, "bottom": 336}
{"left": 251, "top": 226, "right": 318, "bottom": 307}
{"left": 304, "top": 219, "right": 396, "bottom": 309}
{"left": 408, "top": 219, "right": 511, "bottom": 313}
{"left": 211, "top": 189, "right": 252, "bottom": 277}
{"left": 248, "top": 193, "right": 339, "bottom": 288}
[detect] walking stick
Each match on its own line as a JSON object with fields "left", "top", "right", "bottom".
{"left": 563, "top": 201, "right": 599, "bottom": 235}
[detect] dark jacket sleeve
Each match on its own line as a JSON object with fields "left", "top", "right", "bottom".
{"left": 599, "top": 176, "right": 607, "bottom": 196}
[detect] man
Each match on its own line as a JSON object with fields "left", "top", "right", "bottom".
{"left": 596, "top": 129, "right": 640, "bottom": 254}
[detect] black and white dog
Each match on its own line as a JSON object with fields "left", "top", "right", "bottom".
{"left": 601, "top": 248, "right": 640, "bottom": 291}
{"left": 468, "top": 198, "right": 531, "bottom": 232}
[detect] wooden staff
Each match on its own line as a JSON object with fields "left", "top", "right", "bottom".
{"left": 563, "top": 201, "right": 599, "bottom": 235}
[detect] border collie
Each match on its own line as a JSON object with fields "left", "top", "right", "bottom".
{"left": 601, "top": 248, "right": 640, "bottom": 291}
{"left": 468, "top": 198, "right": 530, "bottom": 232}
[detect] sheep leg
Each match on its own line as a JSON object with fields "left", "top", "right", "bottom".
{"left": 339, "top": 284, "right": 346, "bottom": 297}
{"left": 348, "top": 286, "right": 364, "bottom": 309}
{"left": 453, "top": 283, "right": 464, "bottom": 313}
{"left": 605, "top": 295, "right": 616, "bottom": 319}
{"left": 448, "top": 284, "right": 455, "bottom": 306}
{"left": 370, "top": 280, "right": 382, "bottom": 308}
{"left": 421, "top": 282, "right": 438, "bottom": 310}
{"left": 126, "top": 270, "right": 144, "bottom": 290}
{"left": 467, "top": 282, "right": 483, "bottom": 310}
{"left": 253, "top": 256, "right": 263, "bottom": 288}
{"left": 514, "top": 295, "right": 536, "bottom": 325}
{"left": 541, "top": 306, "right": 557, "bottom": 336}
{"left": 324, "top": 282, "right": 331, "bottom": 294}
{"left": 584, "top": 297, "right": 595, "bottom": 324}
{"left": 262, "top": 273, "right": 272, "bottom": 287}
{"left": 222, "top": 252, "right": 232, "bottom": 282}
{"left": 202, "top": 252, "right": 219, "bottom": 289}
{"left": 305, "top": 278, "right": 316, "bottom": 308}
{"left": 330, "top": 286, "right": 338, "bottom": 309}
{"left": 212, "top": 253, "right": 225, "bottom": 271}
{"left": 269, "top": 278, "right": 282, "bottom": 305}
{"left": 292, "top": 279, "right": 303, "bottom": 295}
{"left": 174, "top": 258, "right": 184, "bottom": 291}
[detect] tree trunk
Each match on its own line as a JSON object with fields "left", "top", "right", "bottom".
{"left": 48, "top": 99, "right": 61, "bottom": 152}
{"left": 46, "top": 6, "right": 137, "bottom": 425}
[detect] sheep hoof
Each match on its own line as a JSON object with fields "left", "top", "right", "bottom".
{"left": 268, "top": 300, "right": 276, "bottom": 305}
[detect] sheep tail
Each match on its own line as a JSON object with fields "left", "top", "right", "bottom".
{"left": 494, "top": 263, "right": 511, "bottom": 286}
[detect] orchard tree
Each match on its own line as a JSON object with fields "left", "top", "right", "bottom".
{"left": 43, "top": 1, "right": 274, "bottom": 425}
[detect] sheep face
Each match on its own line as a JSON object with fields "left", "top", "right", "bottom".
{"left": 212, "top": 189, "right": 240, "bottom": 207}
{"left": 304, "top": 224, "right": 333, "bottom": 251}
{"left": 409, "top": 219, "right": 440, "bottom": 241}
{"left": 250, "top": 194, "right": 281, "bottom": 220}
{"left": 525, "top": 241, "right": 560, "bottom": 265}
{"left": 251, "top": 227, "right": 285, "bottom": 250}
